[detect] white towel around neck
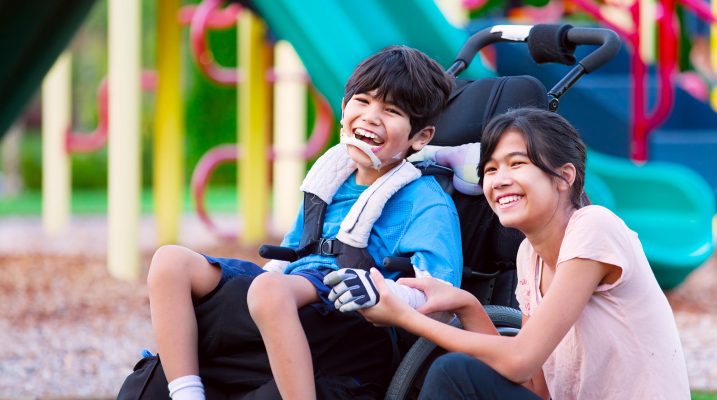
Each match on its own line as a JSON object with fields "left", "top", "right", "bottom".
{"left": 299, "top": 144, "right": 421, "bottom": 248}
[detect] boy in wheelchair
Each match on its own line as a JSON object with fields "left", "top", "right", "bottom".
{"left": 141, "top": 45, "right": 465, "bottom": 400}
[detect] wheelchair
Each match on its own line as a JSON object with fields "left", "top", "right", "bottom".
{"left": 382, "top": 23, "right": 620, "bottom": 399}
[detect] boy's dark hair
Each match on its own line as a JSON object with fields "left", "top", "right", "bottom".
{"left": 477, "top": 108, "right": 587, "bottom": 208}
{"left": 343, "top": 45, "right": 453, "bottom": 138}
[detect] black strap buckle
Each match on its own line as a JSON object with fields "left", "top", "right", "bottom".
{"left": 318, "top": 238, "right": 337, "bottom": 256}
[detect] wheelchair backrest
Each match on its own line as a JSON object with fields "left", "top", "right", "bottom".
{"left": 430, "top": 75, "right": 549, "bottom": 308}
{"left": 432, "top": 75, "right": 549, "bottom": 146}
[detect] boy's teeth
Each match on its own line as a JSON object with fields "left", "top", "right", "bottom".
{"left": 355, "top": 128, "right": 377, "bottom": 139}
{"left": 354, "top": 128, "right": 384, "bottom": 145}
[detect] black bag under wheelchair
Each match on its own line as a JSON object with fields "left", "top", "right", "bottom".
{"left": 117, "top": 23, "right": 620, "bottom": 400}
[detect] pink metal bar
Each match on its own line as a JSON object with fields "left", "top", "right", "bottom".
{"left": 66, "top": 70, "right": 157, "bottom": 153}
{"left": 629, "top": 0, "right": 678, "bottom": 161}
{"left": 569, "top": 0, "right": 678, "bottom": 161}
{"left": 188, "top": 0, "right": 242, "bottom": 86}
{"left": 192, "top": 84, "right": 334, "bottom": 240}
{"left": 302, "top": 87, "right": 333, "bottom": 159}
{"left": 65, "top": 78, "right": 109, "bottom": 153}
{"left": 570, "top": 0, "right": 633, "bottom": 39}
{"left": 179, "top": 2, "right": 242, "bottom": 28}
{"left": 678, "top": 0, "right": 717, "bottom": 23}
{"left": 191, "top": 144, "right": 242, "bottom": 241}
{"left": 263, "top": 70, "right": 333, "bottom": 160}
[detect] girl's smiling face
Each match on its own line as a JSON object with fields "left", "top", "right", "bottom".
{"left": 481, "top": 130, "right": 566, "bottom": 233}
{"left": 341, "top": 90, "right": 433, "bottom": 184}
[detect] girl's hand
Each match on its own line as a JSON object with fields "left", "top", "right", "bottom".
{"left": 358, "top": 268, "right": 415, "bottom": 326}
{"left": 397, "top": 276, "right": 475, "bottom": 315}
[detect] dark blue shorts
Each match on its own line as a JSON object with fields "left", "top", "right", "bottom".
{"left": 202, "top": 255, "right": 333, "bottom": 308}
{"left": 291, "top": 267, "right": 333, "bottom": 306}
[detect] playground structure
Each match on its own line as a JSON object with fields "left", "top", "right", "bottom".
{"left": 0, "top": 0, "right": 715, "bottom": 288}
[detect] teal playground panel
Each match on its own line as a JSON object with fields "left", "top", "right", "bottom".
{"left": 250, "top": 0, "right": 493, "bottom": 116}
{"left": 585, "top": 151, "right": 715, "bottom": 289}
{"left": 0, "top": 0, "right": 97, "bottom": 138}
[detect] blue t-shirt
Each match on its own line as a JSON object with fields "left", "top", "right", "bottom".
{"left": 281, "top": 173, "right": 463, "bottom": 287}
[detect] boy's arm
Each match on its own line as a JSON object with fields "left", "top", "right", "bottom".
{"left": 324, "top": 174, "right": 464, "bottom": 311}
{"left": 400, "top": 201, "right": 463, "bottom": 288}
{"left": 324, "top": 268, "right": 453, "bottom": 323}
{"left": 325, "top": 269, "right": 429, "bottom": 310}
{"left": 408, "top": 142, "right": 482, "bottom": 195}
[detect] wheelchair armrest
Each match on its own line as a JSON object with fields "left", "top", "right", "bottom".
{"left": 258, "top": 244, "right": 298, "bottom": 262}
{"left": 383, "top": 256, "right": 415, "bottom": 276}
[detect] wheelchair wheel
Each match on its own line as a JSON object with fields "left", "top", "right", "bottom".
{"left": 384, "top": 305, "right": 522, "bottom": 400}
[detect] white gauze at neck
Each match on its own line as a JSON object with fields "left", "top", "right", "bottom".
{"left": 339, "top": 130, "right": 383, "bottom": 169}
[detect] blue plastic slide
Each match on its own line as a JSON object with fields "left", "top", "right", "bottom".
{"left": 585, "top": 151, "right": 715, "bottom": 289}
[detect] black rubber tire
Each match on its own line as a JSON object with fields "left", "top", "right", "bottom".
{"left": 384, "top": 305, "right": 522, "bottom": 400}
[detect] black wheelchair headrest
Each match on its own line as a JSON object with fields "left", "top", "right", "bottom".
{"left": 432, "top": 75, "right": 548, "bottom": 146}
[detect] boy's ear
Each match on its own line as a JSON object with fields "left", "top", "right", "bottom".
{"left": 410, "top": 126, "right": 435, "bottom": 151}
{"left": 339, "top": 100, "right": 347, "bottom": 126}
{"left": 557, "top": 163, "right": 576, "bottom": 191}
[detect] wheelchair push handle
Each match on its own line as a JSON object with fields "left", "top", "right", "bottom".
{"left": 260, "top": 246, "right": 416, "bottom": 276}
{"left": 449, "top": 24, "right": 620, "bottom": 76}
{"left": 565, "top": 26, "right": 621, "bottom": 73}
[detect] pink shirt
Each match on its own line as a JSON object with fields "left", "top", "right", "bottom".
{"left": 515, "top": 205, "right": 689, "bottom": 400}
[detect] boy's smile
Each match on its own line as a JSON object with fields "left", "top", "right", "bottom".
{"left": 353, "top": 127, "right": 385, "bottom": 147}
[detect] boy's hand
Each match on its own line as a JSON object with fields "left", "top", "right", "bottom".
{"left": 434, "top": 142, "right": 483, "bottom": 195}
{"left": 323, "top": 268, "right": 380, "bottom": 312}
{"left": 358, "top": 268, "right": 414, "bottom": 326}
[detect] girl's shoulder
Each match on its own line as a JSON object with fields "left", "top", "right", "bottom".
{"left": 572, "top": 204, "right": 617, "bottom": 219}
{"left": 561, "top": 205, "right": 639, "bottom": 271}
{"left": 569, "top": 205, "right": 629, "bottom": 233}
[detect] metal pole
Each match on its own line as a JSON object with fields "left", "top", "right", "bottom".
{"left": 108, "top": 0, "right": 141, "bottom": 280}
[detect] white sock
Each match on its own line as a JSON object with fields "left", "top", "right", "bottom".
{"left": 168, "top": 375, "right": 205, "bottom": 400}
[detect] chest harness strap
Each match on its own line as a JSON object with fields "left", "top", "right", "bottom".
{"left": 259, "top": 144, "right": 421, "bottom": 271}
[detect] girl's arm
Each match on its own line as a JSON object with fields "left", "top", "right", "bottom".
{"left": 362, "top": 258, "right": 616, "bottom": 383}
{"left": 519, "top": 314, "right": 550, "bottom": 400}
{"left": 396, "top": 275, "right": 498, "bottom": 334}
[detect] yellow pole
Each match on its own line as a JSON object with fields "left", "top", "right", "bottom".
{"left": 154, "top": 0, "right": 184, "bottom": 244}
{"left": 434, "top": 0, "right": 468, "bottom": 27}
{"left": 41, "top": 52, "right": 72, "bottom": 235}
{"left": 238, "top": 10, "right": 270, "bottom": 244}
{"left": 108, "top": 0, "right": 141, "bottom": 280}
{"left": 272, "top": 41, "right": 306, "bottom": 234}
